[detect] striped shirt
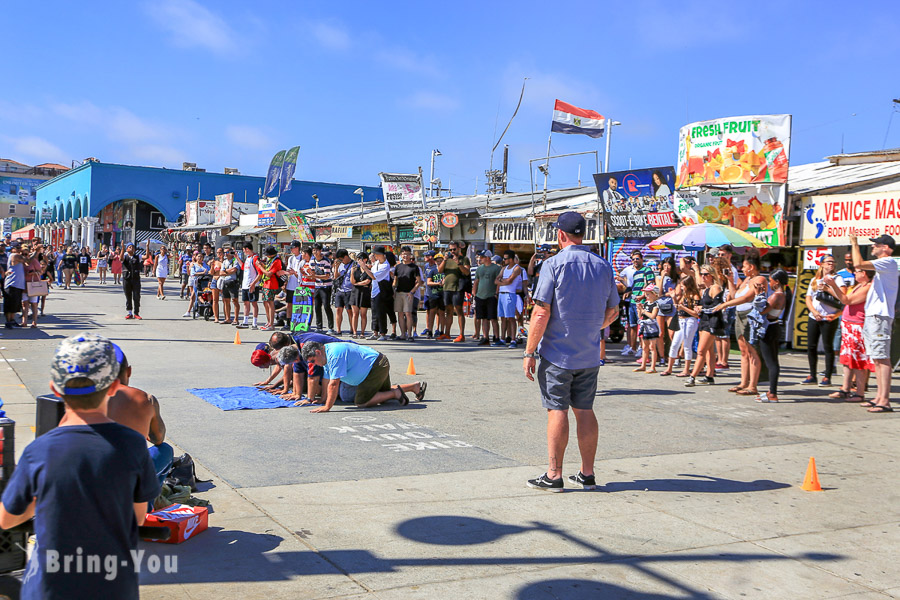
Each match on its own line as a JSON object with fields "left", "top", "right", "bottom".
{"left": 311, "top": 256, "right": 333, "bottom": 288}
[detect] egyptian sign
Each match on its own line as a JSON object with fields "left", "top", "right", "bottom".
{"left": 676, "top": 114, "right": 791, "bottom": 188}
{"left": 594, "top": 167, "right": 679, "bottom": 239}
{"left": 800, "top": 191, "right": 900, "bottom": 246}
{"left": 290, "top": 285, "right": 315, "bottom": 333}
{"left": 486, "top": 218, "right": 602, "bottom": 245}
{"left": 674, "top": 185, "right": 786, "bottom": 246}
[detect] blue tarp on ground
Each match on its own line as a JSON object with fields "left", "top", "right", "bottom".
{"left": 187, "top": 386, "right": 296, "bottom": 411}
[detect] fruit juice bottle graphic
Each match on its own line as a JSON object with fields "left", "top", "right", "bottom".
{"left": 763, "top": 137, "right": 788, "bottom": 182}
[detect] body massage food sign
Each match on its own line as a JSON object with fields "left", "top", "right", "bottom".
{"left": 676, "top": 114, "right": 791, "bottom": 188}
{"left": 800, "top": 191, "right": 900, "bottom": 246}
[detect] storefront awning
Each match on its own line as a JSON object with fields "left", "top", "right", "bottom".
{"left": 10, "top": 225, "right": 35, "bottom": 241}
{"left": 227, "top": 225, "right": 271, "bottom": 236}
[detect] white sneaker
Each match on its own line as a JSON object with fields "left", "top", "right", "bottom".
{"left": 635, "top": 347, "right": 643, "bottom": 358}
{"left": 621, "top": 346, "right": 634, "bottom": 356}
{"left": 182, "top": 311, "right": 191, "bottom": 317}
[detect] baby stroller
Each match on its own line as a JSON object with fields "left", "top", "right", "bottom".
{"left": 192, "top": 274, "right": 214, "bottom": 320}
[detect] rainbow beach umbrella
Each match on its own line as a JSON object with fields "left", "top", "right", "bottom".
{"left": 649, "top": 223, "right": 769, "bottom": 251}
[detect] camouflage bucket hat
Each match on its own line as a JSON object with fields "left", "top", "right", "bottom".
{"left": 51, "top": 333, "right": 119, "bottom": 396}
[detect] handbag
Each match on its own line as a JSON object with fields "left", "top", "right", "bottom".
{"left": 815, "top": 291, "right": 843, "bottom": 310}
{"left": 26, "top": 280, "right": 49, "bottom": 297}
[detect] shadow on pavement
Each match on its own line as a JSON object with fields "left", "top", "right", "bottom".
{"left": 142, "top": 514, "right": 841, "bottom": 595}
{"left": 597, "top": 389, "right": 689, "bottom": 396}
{"left": 601, "top": 474, "right": 791, "bottom": 493}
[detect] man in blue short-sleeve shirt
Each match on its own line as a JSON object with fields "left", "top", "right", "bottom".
{"left": 301, "top": 341, "right": 425, "bottom": 412}
{"left": 523, "top": 212, "right": 619, "bottom": 493}
{"left": 0, "top": 334, "right": 160, "bottom": 600}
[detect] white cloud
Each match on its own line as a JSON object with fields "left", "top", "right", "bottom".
{"left": 144, "top": 0, "right": 237, "bottom": 55}
{"left": 406, "top": 91, "right": 460, "bottom": 112}
{"left": 0, "top": 101, "right": 44, "bottom": 124}
{"left": 225, "top": 125, "right": 273, "bottom": 150}
{"left": 308, "top": 20, "right": 352, "bottom": 51}
{"left": 1, "top": 135, "right": 65, "bottom": 162}
{"left": 130, "top": 144, "right": 187, "bottom": 166}
{"left": 375, "top": 47, "right": 442, "bottom": 78}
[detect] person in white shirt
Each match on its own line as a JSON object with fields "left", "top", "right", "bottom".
{"left": 850, "top": 234, "right": 898, "bottom": 413}
{"left": 284, "top": 241, "right": 304, "bottom": 331}
{"left": 240, "top": 242, "right": 260, "bottom": 329}
{"left": 358, "top": 246, "right": 392, "bottom": 341}
{"left": 802, "top": 254, "right": 844, "bottom": 386}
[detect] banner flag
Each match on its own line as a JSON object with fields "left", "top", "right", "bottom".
{"left": 278, "top": 146, "right": 300, "bottom": 196}
{"left": 551, "top": 100, "right": 605, "bottom": 138}
{"left": 263, "top": 150, "right": 286, "bottom": 197}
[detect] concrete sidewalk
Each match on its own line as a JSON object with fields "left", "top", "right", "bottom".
{"left": 0, "top": 283, "right": 898, "bottom": 599}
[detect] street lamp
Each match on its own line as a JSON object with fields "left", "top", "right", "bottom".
{"left": 353, "top": 187, "right": 364, "bottom": 218}
{"left": 605, "top": 120, "right": 622, "bottom": 172}
{"left": 312, "top": 194, "right": 319, "bottom": 220}
{"left": 430, "top": 149, "right": 441, "bottom": 198}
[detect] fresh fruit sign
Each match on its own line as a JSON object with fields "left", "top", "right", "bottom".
{"left": 674, "top": 185, "right": 786, "bottom": 246}
{"left": 676, "top": 114, "right": 791, "bottom": 188}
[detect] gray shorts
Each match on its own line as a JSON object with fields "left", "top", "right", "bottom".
{"left": 863, "top": 314, "right": 892, "bottom": 360}
{"left": 734, "top": 309, "right": 751, "bottom": 340}
{"left": 537, "top": 359, "right": 599, "bottom": 411}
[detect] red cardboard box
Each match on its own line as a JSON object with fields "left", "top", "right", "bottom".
{"left": 143, "top": 504, "right": 208, "bottom": 544}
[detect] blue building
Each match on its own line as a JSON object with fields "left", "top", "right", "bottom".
{"left": 34, "top": 161, "right": 381, "bottom": 249}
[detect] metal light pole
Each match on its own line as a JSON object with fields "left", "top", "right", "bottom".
{"left": 312, "top": 194, "right": 319, "bottom": 221}
{"left": 353, "top": 188, "right": 364, "bottom": 219}
{"left": 429, "top": 149, "right": 441, "bottom": 197}
{"left": 604, "top": 120, "right": 622, "bottom": 172}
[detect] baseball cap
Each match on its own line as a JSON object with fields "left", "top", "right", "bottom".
{"left": 870, "top": 234, "right": 897, "bottom": 249}
{"left": 424, "top": 250, "right": 436, "bottom": 257}
{"left": 251, "top": 343, "right": 273, "bottom": 368}
{"left": 290, "top": 240, "right": 303, "bottom": 249}
{"left": 50, "top": 334, "right": 120, "bottom": 396}
{"left": 553, "top": 211, "right": 586, "bottom": 236}
{"left": 477, "top": 250, "right": 491, "bottom": 258}
{"left": 372, "top": 245, "right": 386, "bottom": 255}
{"left": 492, "top": 254, "right": 502, "bottom": 263}
{"left": 642, "top": 284, "right": 659, "bottom": 295}
{"left": 434, "top": 253, "right": 444, "bottom": 259}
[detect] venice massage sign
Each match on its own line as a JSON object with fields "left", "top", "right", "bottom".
{"left": 800, "top": 191, "right": 900, "bottom": 246}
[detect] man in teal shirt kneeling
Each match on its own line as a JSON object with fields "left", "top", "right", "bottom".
{"left": 301, "top": 342, "right": 426, "bottom": 412}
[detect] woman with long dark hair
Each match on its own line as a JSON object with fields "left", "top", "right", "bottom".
{"left": 803, "top": 255, "right": 843, "bottom": 386}
{"left": 714, "top": 254, "right": 766, "bottom": 396}
{"left": 662, "top": 274, "right": 701, "bottom": 377}
{"left": 755, "top": 270, "right": 789, "bottom": 403}
{"left": 823, "top": 267, "right": 874, "bottom": 403}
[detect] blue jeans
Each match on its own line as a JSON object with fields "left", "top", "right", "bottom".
{"left": 149, "top": 442, "right": 174, "bottom": 486}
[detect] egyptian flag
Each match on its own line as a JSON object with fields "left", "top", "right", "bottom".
{"left": 551, "top": 100, "right": 605, "bottom": 138}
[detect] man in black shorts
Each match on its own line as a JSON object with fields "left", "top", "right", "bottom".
{"left": 332, "top": 249, "right": 354, "bottom": 336}
{"left": 219, "top": 248, "right": 242, "bottom": 325}
{"left": 473, "top": 250, "right": 501, "bottom": 345}
{"left": 437, "top": 241, "right": 470, "bottom": 342}
{"left": 422, "top": 251, "right": 445, "bottom": 338}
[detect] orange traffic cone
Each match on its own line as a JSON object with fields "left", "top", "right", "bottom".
{"left": 801, "top": 457, "right": 822, "bottom": 491}
{"left": 234, "top": 330, "right": 241, "bottom": 345}
{"left": 406, "top": 358, "right": 416, "bottom": 376}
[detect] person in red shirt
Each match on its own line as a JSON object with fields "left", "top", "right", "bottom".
{"left": 256, "top": 246, "right": 286, "bottom": 331}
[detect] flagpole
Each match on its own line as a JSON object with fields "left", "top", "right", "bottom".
{"left": 604, "top": 118, "right": 612, "bottom": 172}
{"left": 542, "top": 133, "right": 551, "bottom": 210}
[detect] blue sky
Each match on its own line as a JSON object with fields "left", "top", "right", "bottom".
{"left": 3, "top": 1, "right": 899, "bottom": 194}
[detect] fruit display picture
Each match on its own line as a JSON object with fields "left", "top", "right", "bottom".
{"left": 676, "top": 114, "right": 792, "bottom": 188}
{"left": 674, "top": 186, "right": 786, "bottom": 246}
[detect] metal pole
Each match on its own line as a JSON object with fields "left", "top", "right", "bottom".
{"left": 502, "top": 145, "right": 509, "bottom": 194}
{"left": 543, "top": 134, "right": 552, "bottom": 210}
{"left": 604, "top": 118, "right": 612, "bottom": 173}
{"left": 359, "top": 191, "right": 364, "bottom": 219}
{"left": 429, "top": 151, "right": 436, "bottom": 198}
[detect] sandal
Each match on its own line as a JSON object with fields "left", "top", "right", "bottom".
{"left": 736, "top": 389, "right": 759, "bottom": 396}
{"left": 659, "top": 372, "right": 672, "bottom": 376}
{"left": 859, "top": 400, "right": 877, "bottom": 408}
{"left": 828, "top": 389, "right": 852, "bottom": 400}
{"left": 867, "top": 404, "right": 894, "bottom": 413}
{"left": 755, "top": 392, "right": 779, "bottom": 403}
{"left": 415, "top": 381, "right": 427, "bottom": 402}
{"left": 728, "top": 386, "right": 744, "bottom": 393}
{"left": 674, "top": 372, "right": 690, "bottom": 378}
{"left": 395, "top": 385, "right": 409, "bottom": 406}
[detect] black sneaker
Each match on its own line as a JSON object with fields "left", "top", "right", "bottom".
{"left": 698, "top": 376, "right": 715, "bottom": 385}
{"left": 389, "top": 333, "right": 398, "bottom": 340}
{"left": 526, "top": 473, "right": 563, "bottom": 492}
{"left": 567, "top": 471, "right": 596, "bottom": 490}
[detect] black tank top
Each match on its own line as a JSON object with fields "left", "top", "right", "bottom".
{"left": 701, "top": 287, "right": 724, "bottom": 313}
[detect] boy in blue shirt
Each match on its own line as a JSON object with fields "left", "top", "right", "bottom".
{"left": 0, "top": 334, "right": 160, "bottom": 599}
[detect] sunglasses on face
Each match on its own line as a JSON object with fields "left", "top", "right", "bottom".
{"left": 701, "top": 272, "right": 711, "bottom": 276}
